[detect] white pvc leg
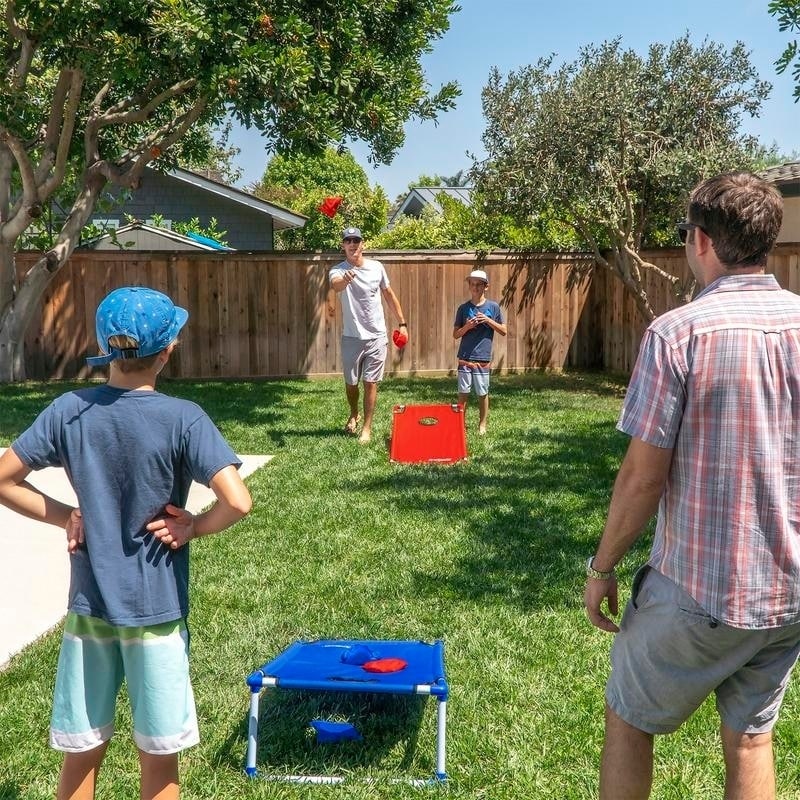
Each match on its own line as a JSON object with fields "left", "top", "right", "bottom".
{"left": 245, "top": 689, "right": 261, "bottom": 776}
{"left": 435, "top": 698, "right": 447, "bottom": 780}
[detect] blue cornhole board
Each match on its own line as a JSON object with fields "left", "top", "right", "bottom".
{"left": 245, "top": 639, "right": 449, "bottom": 784}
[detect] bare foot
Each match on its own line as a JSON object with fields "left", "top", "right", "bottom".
{"left": 358, "top": 429, "right": 372, "bottom": 444}
{"left": 478, "top": 425, "right": 487, "bottom": 436}
{"left": 344, "top": 415, "right": 360, "bottom": 435}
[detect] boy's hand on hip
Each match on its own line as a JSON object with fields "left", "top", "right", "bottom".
{"left": 147, "top": 504, "right": 195, "bottom": 549}
{"left": 66, "top": 508, "right": 84, "bottom": 553}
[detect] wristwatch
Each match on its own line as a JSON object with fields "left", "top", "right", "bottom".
{"left": 586, "top": 557, "right": 615, "bottom": 580}
{"left": 399, "top": 322, "right": 408, "bottom": 327}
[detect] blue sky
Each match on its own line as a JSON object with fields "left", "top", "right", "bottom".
{"left": 228, "top": 0, "right": 800, "bottom": 200}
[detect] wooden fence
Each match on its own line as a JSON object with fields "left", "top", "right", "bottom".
{"left": 14, "top": 244, "right": 800, "bottom": 380}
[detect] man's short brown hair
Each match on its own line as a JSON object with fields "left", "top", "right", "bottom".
{"left": 687, "top": 172, "right": 783, "bottom": 268}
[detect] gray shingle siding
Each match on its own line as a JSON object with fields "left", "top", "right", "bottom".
{"left": 99, "top": 171, "right": 275, "bottom": 250}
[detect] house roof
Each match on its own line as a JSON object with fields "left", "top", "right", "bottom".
{"left": 760, "top": 162, "right": 800, "bottom": 188}
{"left": 388, "top": 186, "right": 473, "bottom": 227}
{"left": 81, "top": 222, "right": 235, "bottom": 251}
{"left": 168, "top": 167, "right": 307, "bottom": 230}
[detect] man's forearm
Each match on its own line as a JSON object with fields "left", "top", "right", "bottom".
{"left": 592, "top": 438, "right": 673, "bottom": 571}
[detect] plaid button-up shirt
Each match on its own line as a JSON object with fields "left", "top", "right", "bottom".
{"left": 620, "top": 274, "right": 800, "bottom": 628}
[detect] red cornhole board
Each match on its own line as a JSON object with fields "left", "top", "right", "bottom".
{"left": 389, "top": 404, "right": 467, "bottom": 464}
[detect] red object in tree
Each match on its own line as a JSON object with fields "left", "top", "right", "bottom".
{"left": 318, "top": 196, "right": 343, "bottom": 218}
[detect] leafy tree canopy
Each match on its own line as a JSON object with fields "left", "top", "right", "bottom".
{"left": 371, "top": 190, "right": 580, "bottom": 251}
{"left": 182, "top": 121, "right": 243, "bottom": 186}
{"left": 409, "top": 169, "right": 470, "bottom": 188}
{"left": 475, "top": 34, "right": 771, "bottom": 321}
{"left": 0, "top": 0, "right": 460, "bottom": 380}
{"left": 253, "top": 147, "right": 389, "bottom": 249}
{"left": 770, "top": 0, "right": 800, "bottom": 101}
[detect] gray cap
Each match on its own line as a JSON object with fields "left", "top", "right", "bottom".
{"left": 342, "top": 227, "right": 363, "bottom": 240}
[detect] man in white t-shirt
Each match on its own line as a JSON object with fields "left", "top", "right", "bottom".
{"left": 328, "top": 227, "right": 407, "bottom": 443}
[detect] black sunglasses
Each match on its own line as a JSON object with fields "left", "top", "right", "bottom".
{"left": 677, "top": 221, "right": 704, "bottom": 244}
{"left": 343, "top": 237, "right": 362, "bottom": 244}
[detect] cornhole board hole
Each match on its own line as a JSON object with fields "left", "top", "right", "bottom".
{"left": 245, "top": 639, "right": 449, "bottom": 784}
{"left": 389, "top": 404, "right": 467, "bottom": 464}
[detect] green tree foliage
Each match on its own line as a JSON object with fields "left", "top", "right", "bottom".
{"left": 475, "top": 35, "right": 770, "bottom": 321}
{"left": 0, "top": 0, "right": 460, "bottom": 380}
{"left": 182, "top": 121, "right": 243, "bottom": 186}
{"left": 770, "top": 0, "right": 800, "bottom": 100}
{"left": 410, "top": 170, "right": 470, "bottom": 188}
{"left": 371, "top": 191, "right": 579, "bottom": 250}
{"left": 253, "top": 147, "right": 388, "bottom": 249}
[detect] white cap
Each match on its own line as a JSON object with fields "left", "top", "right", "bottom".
{"left": 467, "top": 269, "right": 489, "bottom": 284}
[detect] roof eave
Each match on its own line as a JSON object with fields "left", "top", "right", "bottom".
{"left": 165, "top": 167, "right": 307, "bottom": 229}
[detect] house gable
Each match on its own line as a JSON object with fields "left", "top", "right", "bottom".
{"left": 388, "top": 186, "right": 473, "bottom": 228}
{"left": 93, "top": 167, "right": 305, "bottom": 250}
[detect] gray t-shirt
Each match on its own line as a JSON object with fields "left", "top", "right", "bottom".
{"left": 329, "top": 258, "right": 390, "bottom": 340}
{"left": 12, "top": 385, "right": 241, "bottom": 626}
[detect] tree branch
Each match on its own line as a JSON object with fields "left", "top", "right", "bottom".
{"left": 38, "top": 69, "right": 84, "bottom": 200}
{"left": 90, "top": 95, "right": 209, "bottom": 189}
{"left": 0, "top": 126, "right": 40, "bottom": 244}
{"left": 96, "top": 79, "right": 199, "bottom": 129}
{"left": 564, "top": 200, "right": 610, "bottom": 270}
{"left": 5, "top": 0, "right": 33, "bottom": 90}
{"left": 35, "top": 69, "right": 72, "bottom": 181}
{"left": 623, "top": 244, "right": 682, "bottom": 285}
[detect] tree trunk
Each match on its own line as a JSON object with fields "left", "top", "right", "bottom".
{"left": 0, "top": 303, "right": 26, "bottom": 382}
{"left": 0, "top": 173, "right": 105, "bottom": 382}
{"left": 0, "top": 251, "right": 64, "bottom": 381}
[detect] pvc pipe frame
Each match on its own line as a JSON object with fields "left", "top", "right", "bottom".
{"left": 244, "top": 686, "right": 448, "bottom": 783}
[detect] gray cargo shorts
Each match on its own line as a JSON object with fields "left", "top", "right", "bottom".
{"left": 606, "top": 565, "right": 800, "bottom": 735}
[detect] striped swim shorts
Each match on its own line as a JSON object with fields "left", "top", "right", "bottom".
{"left": 50, "top": 612, "right": 199, "bottom": 754}
{"left": 457, "top": 359, "right": 491, "bottom": 396}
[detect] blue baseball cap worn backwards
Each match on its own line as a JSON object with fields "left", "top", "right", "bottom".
{"left": 86, "top": 286, "right": 188, "bottom": 367}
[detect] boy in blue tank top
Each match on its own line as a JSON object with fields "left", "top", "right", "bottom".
{"left": 0, "top": 287, "right": 252, "bottom": 800}
{"left": 453, "top": 269, "right": 507, "bottom": 434}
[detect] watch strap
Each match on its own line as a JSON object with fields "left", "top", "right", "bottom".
{"left": 586, "top": 556, "right": 615, "bottom": 580}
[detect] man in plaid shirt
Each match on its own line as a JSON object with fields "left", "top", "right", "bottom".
{"left": 585, "top": 172, "right": 800, "bottom": 800}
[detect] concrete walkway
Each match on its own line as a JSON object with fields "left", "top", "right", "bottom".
{"left": 0, "top": 452, "right": 271, "bottom": 670}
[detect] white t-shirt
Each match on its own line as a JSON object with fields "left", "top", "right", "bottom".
{"left": 329, "top": 258, "right": 390, "bottom": 340}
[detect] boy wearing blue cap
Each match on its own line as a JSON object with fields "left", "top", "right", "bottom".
{"left": 0, "top": 287, "right": 252, "bottom": 800}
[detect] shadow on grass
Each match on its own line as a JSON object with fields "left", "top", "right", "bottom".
{"left": 0, "top": 781, "right": 20, "bottom": 798}
{"left": 352, "top": 374, "right": 639, "bottom": 613}
{"left": 385, "top": 370, "right": 629, "bottom": 403}
{"left": 217, "top": 689, "right": 430, "bottom": 780}
{"left": 0, "top": 378, "right": 310, "bottom": 448}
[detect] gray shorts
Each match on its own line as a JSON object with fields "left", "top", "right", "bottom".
{"left": 341, "top": 336, "right": 387, "bottom": 385}
{"left": 606, "top": 566, "right": 800, "bottom": 735}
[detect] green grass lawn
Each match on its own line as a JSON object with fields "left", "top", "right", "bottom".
{"left": 3, "top": 372, "right": 800, "bottom": 799}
